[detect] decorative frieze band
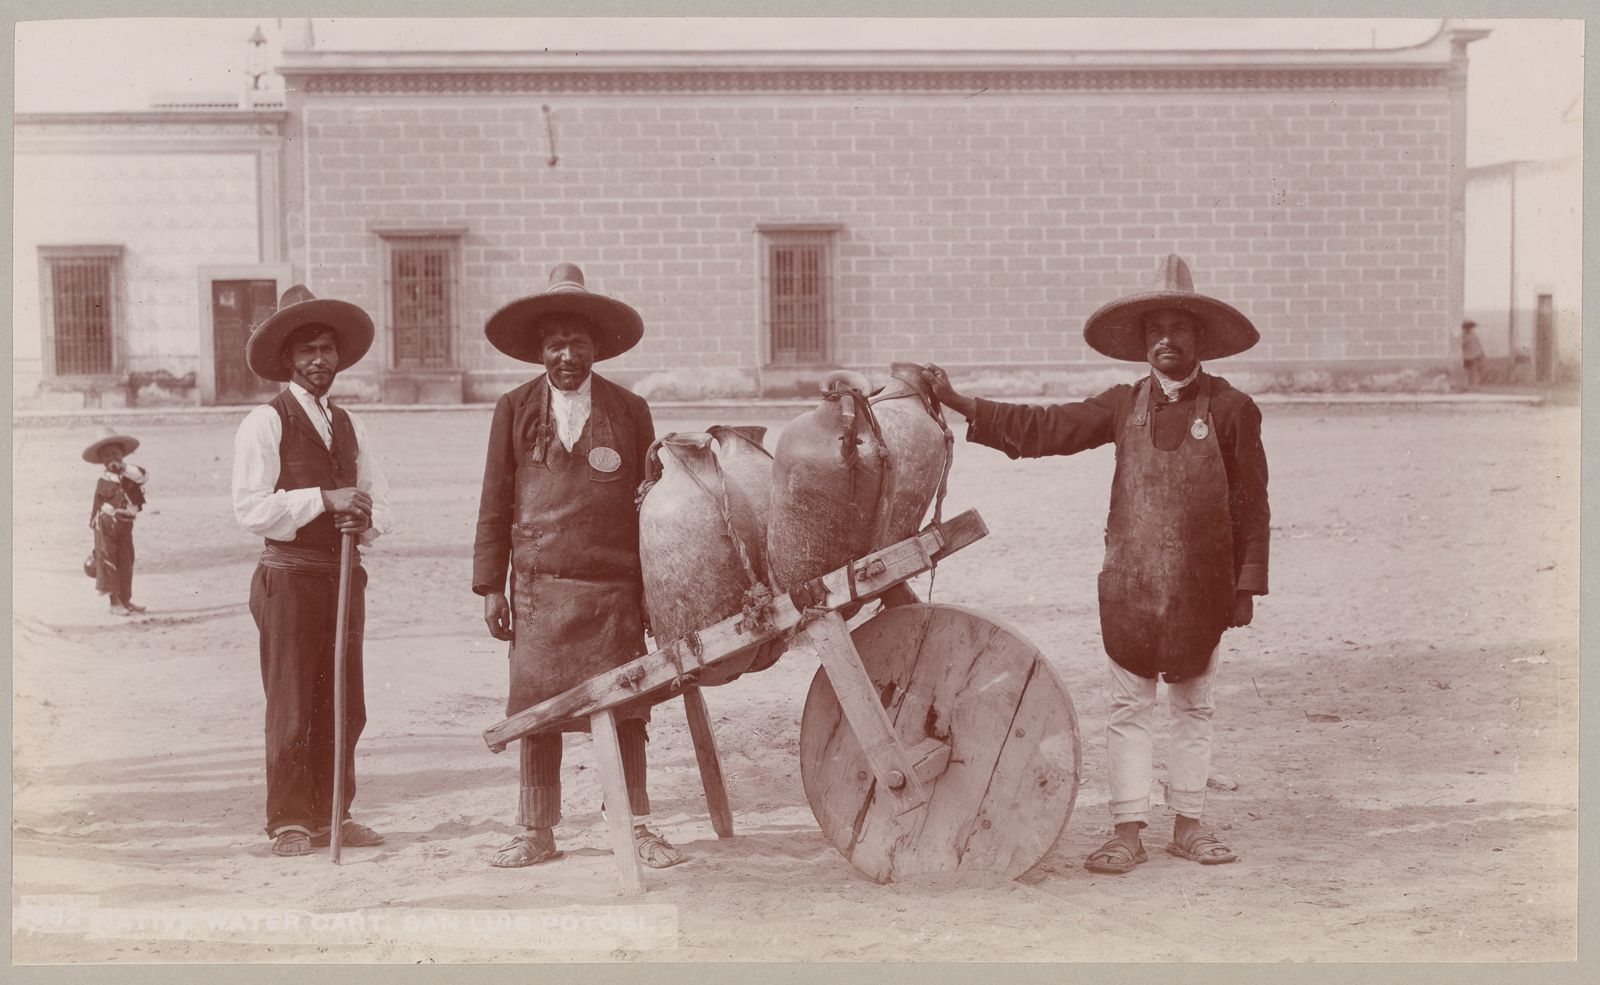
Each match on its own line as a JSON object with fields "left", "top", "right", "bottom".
{"left": 298, "top": 66, "right": 1451, "bottom": 96}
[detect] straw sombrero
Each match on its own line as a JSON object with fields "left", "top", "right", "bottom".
{"left": 82, "top": 425, "right": 140, "bottom": 464}
{"left": 485, "top": 262, "right": 644, "bottom": 363}
{"left": 244, "top": 285, "right": 375, "bottom": 383}
{"left": 1083, "top": 254, "right": 1259, "bottom": 362}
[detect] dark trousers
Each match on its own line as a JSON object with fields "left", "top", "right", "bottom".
{"left": 519, "top": 719, "right": 649, "bottom": 828}
{"left": 249, "top": 562, "right": 366, "bottom": 837}
{"left": 94, "top": 516, "right": 135, "bottom": 602}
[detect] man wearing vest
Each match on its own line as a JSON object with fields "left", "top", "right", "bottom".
{"left": 921, "top": 254, "right": 1270, "bottom": 875}
{"left": 473, "top": 262, "right": 685, "bottom": 870}
{"left": 232, "top": 286, "right": 394, "bottom": 858}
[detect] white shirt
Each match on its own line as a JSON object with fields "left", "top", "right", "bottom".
{"left": 549, "top": 374, "right": 593, "bottom": 452}
{"left": 231, "top": 381, "right": 392, "bottom": 546}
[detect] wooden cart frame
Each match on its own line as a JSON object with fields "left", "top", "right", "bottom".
{"left": 484, "top": 509, "right": 1077, "bottom": 892}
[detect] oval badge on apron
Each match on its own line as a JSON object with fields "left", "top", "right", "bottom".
{"left": 588, "top": 446, "right": 622, "bottom": 473}
{"left": 1190, "top": 419, "right": 1210, "bottom": 441}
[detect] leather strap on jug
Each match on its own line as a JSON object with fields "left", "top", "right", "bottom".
{"left": 635, "top": 434, "right": 669, "bottom": 506}
{"left": 873, "top": 363, "right": 956, "bottom": 599}
{"left": 822, "top": 378, "right": 898, "bottom": 557}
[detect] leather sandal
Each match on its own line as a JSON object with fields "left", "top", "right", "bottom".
{"left": 312, "top": 820, "right": 386, "bottom": 848}
{"left": 271, "top": 829, "right": 314, "bottom": 857}
{"left": 490, "top": 833, "right": 564, "bottom": 868}
{"left": 634, "top": 826, "right": 687, "bottom": 869}
{"left": 1165, "top": 828, "right": 1238, "bottom": 865}
{"left": 1084, "top": 837, "right": 1148, "bottom": 874}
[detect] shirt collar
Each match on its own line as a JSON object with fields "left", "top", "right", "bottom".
{"left": 287, "top": 380, "right": 330, "bottom": 411}
{"left": 548, "top": 374, "right": 593, "bottom": 402}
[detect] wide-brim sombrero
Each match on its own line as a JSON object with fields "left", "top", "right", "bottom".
{"left": 245, "top": 285, "right": 375, "bottom": 383}
{"left": 83, "top": 425, "right": 140, "bottom": 464}
{"left": 1083, "top": 254, "right": 1259, "bottom": 362}
{"left": 485, "top": 262, "right": 644, "bottom": 363}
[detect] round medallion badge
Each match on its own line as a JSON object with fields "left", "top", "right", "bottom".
{"left": 589, "top": 446, "right": 622, "bottom": 473}
{"left": 1190, "top": 419, "right": 1210, "bottom": 441}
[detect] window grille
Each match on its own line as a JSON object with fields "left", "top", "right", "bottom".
{"left": 44, "top": 251, "right": 120, "bottom": 376}
{"left": 761, "top": 228, "right": 837, "bottom": 366}
{"left": 388, "top": 240, "right": 457, "bottom": 370}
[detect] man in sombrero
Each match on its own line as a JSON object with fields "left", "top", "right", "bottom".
{"left": 84, "top": 426, "right": 150, "bottom": 616}
{"left": 922, "top": 254, "right": 1270, "bottom": 875}
{"left": 231, "top": 286, "right": 393, "bottom": 857}
{"left": 473, "top": 262, "right": 685, "bottom": 870}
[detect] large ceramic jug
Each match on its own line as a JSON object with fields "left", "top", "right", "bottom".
{"left": 867, "top": 362, "right": 953, "bottom": 544}
{"left": 707, "top": 425, "right": 786, "bottom": 675}
{"left": 638, "top": 434, "right": 765, "bottom": 642}
{"left": 708, "top": 425, "right": 773, "bottom": 586}
{"left": 768, "top": 371, "right": 892, "bottom": 593}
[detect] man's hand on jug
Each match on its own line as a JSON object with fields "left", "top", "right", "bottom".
{"left": 919, "top": 363, "right": 976, "bottom": 420}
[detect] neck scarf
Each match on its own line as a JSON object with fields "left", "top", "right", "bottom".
{"left": 1152, "top": 362, "right": 1201, "bottom": 402}
{"left": 548, "top": 374, "right": 593, "bottom": 452}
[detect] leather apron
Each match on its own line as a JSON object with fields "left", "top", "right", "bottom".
{"left": 508, "top": 387, "right": 649, "bottom": 732}
{"left": 1097, "top": 375, "right": 1235, "bottom": 681}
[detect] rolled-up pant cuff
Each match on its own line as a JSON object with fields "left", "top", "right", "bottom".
{"left": 1109, "top": 799, "right": 1150, "bottom": 827}
{"left": 1167, "top": 786, "right": 1208, "bottom": 820}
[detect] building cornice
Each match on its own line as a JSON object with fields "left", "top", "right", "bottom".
{"left": 277, "top": 26, "right": 1472, "bottom": 96}
{"left": 15, "top": 113, "right": 287, "bottom": 155}
{"left": 15, "top": 110, "right": 288, "bottom": 127}
{"left": 287, "top": 65, "right": 1455, "bottom": 96}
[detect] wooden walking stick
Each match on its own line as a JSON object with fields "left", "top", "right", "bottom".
{"left": 330, "top": 530, "right": 357, "bottom": 864}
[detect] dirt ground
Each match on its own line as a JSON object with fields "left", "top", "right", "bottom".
{"left": 9, "top": 398, "right": 1581, "bottom": 963}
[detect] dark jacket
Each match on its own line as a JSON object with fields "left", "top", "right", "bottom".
{"left": 90, "top": 471, "right": 146, "bottom": 524}
{"left": 968, "top": 371, "right": 1270, "bottom": 595}
{"left": 472, "top": 372, "right": 656, "bottom": 596}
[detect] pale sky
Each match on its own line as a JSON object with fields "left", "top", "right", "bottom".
{"left": 12, "top": 17, "right": 1585, "bottom": 167}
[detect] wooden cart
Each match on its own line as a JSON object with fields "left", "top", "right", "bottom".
{"left": 483, "top": 509, "right": 1080, "bottom": 892}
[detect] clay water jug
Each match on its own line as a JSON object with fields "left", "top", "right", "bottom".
{"left": 708, "top": 425, "right": 773, "bottom": 585}
{"left": 768, "top": 370, "right": 891, "bottom": 593}
{"left": 707, "top": 425, "right": 784, "bottom": 675}
{"left": 638, "top": 433, "right": 769, "bottom": 686}
{"left": 867, "top": 362, "right": 952, "bottom": 544}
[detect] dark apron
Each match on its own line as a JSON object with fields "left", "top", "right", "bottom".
{"left": 1097, "top": 376, "right": 1234, "bottom": 681}
{"left": 508, "top": 392, "right": 649, "bottom": 732}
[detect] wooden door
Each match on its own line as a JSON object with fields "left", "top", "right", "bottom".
{"left": 213, "top": 279, "right": 281, "bottom": 403}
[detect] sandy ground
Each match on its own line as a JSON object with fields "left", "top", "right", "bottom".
{"left": 9, "top": 398, "right": 1580, "bottom": 963}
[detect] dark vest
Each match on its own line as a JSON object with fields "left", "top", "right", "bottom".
{"left": 267, "top": 389, "right": 358, "bottom": 553}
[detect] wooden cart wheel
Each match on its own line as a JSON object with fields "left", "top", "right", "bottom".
{"left": 799, "top": 602, "right": 1080, "bottom": 883}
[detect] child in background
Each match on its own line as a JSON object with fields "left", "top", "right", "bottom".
{"left": 85, "top": 427, "right": 150, "bottom": 616}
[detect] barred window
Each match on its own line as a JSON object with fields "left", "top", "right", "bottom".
{"left": 385, "top": 235, "right": 459, "bottom": 370}
{"left": 41, "top": 246, "right": 122, "bottom": 377}
{"left": 760, "top": 226, "right": 839, "bottom": 366}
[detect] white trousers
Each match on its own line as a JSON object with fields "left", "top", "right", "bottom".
{"left": 1105, "top": 647, "right": 1218, "bottom": 827}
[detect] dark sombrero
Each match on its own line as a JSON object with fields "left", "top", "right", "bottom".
{"left": 82, "top": 425, "right": 140, "bottom": 464}
{"left": 244, "top": 285, "right": 375, "bottom": 383}
{"left": 484, "top": 262, "right": 644, "bottom": 363}
{"left": 1083, "top": 254, "right": 1259, "bottom": 362}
